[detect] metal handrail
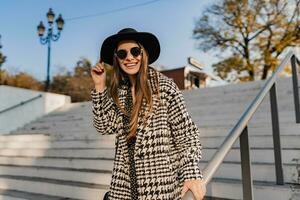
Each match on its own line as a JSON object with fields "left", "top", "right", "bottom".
{"left": 183, "top": 51, "right": 300, "bottom": 200}
{"left": 0, "top": 94, "right": 43, "bottom": 114}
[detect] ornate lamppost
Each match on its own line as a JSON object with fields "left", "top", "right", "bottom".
{"left": 37, "top": 8, "right": 64, "bottom": 91}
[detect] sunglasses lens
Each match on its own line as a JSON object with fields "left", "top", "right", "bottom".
{"left": 131, "top": 47, "right": 141, "bottom": 57}
{"left": 116, "top": 50, "right": 127, "bottom": 59}
{"left": 116, "top": 47, "right": 142, "bottom": 60}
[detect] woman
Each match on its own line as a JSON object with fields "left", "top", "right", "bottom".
{"left": 91, "top": 28, "right": 206, "bottom": 200}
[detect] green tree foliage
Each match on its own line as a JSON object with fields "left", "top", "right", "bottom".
{"left": 194, "top": 0, "right": 300, "bottom": 82}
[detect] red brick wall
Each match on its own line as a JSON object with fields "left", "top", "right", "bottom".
{"left": 160, "top": 68, "right": 185, "bottom": 90}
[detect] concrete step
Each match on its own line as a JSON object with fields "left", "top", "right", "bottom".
{"left": 203, "top": 135, "right": 300, "bottom": 149}
{"left": 22, "top": 93, "right": 297, "bottom": 122}
{"left": 0, "top": 148, "right": 114, "bottom": 159}
{"left": 0, "top": 164, "right": 111, "bottom": 186}
{"left": 0, "top": 156, "right": 114, "bottom": 171}
{"left": 200, "top": 123, "right": 300, "bottom": 137}
{"left": 0, "top": 147, "right": 297, "bottom": 166}
{"left": 0, "top": 137, "right": 115, "bottom": 149}
{"left": 10, "top": 120, "right": 300, "bottom": 141}
{"left": 185, "top": 90, "right": 298, "bottom": 108}
{"left": 0, "top": 154, "right": 297, "bottom": 183}
{"left": 31, "top": 94, "right": 286, "bottom": 120}
{"left": 0, "top": 134, "right": 50, "bottom": 141}
{"left": 182, "top": 76, "right": 300, "bottom": 97}
{"left": 184, "top": 81, "right": 299, "bottom": 97}
{"left": 193, "top": 116, "right": 298, "bottom": 127}
{"left": 0, "top": 188, "right": 76, "bottom": 200}
{"left": 18, "top": 119, "right": 293, "bottom": 135}
{"left": 47, "top": 103, "right": 90, "bottom": 112}
{"left": 0, "top": 157, "right": 299, "bottom": 184}
{"left": 9, "top": 131, "right": 100, "bottom": 140}
{"left": 199, "top": 161, "right": 299, "bottom": 183}
{"left": 207, "top": 178, "right": 300, "bottom": 200}
{"left": 15, "top": 113, "right": 299, "bottom": 137}
{"left": 0, "top": 196, "right": 25, "bottom": 200}
{"left": 0, "top": 175, "right": 108, "bottom": 200}
{"left": 11, "top": 128, "right": 98, "bottom": 136}
{"left": 193, "top": 106, "right": 296, "bottom": 118}
{"left": 202, "top": 148, "right": 300, "bottom": 164}
{"left": 188, "top": 103, "right": 294, "bottom": 117}
{"left": 2, "top": 134, "right": 300, "bottom": 149}
{"left": 20, "top": 107, "right": 297, "bottom": 130}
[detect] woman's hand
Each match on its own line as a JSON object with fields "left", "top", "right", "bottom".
{"left": 91, "top": 61, "right": 106, "bottom": 92}
{"left": 181, "top": 179, "right": 206, "bottom": 200}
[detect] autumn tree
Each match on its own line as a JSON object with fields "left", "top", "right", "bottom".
{"left": 193, "top": 0, "right": 300, "bottom": 82}
{"left": 0, "top": 34, "right": 6, "bottom": 68}
{"left": 0, "top": 40, "right": 7, "bottom": 83}
{"left": 50, "top": 57, "right": 113, "bottom": 102}
{"left": 0, "top": 70, "right": 43, "bottom": 90}
{"left": 0, "top": 52, "right": 6, "bottom": 68}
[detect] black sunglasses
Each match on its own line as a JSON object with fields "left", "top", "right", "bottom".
{"left": 115, "top": 47, "right": 143, "bottom": 60}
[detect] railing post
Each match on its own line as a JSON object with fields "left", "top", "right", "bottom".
{"left": 240, "top": 126, "right": 254, "bottom": 200}
{"left": 269, "top": 83, "right": 284, "bottom": 185}
{"left": 290, "top": 55, "right": 300, "bottom": 123}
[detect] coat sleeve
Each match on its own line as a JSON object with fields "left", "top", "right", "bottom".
{"left": 166, "top": 80, "right": 203, "bottom": 181}
{"left": 91, "top": 88, "right": 121, "bottom": 135}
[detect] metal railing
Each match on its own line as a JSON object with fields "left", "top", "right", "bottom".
{"left": 0, "top": 94, "right": 43, "bottom": 114}
{"left": 183, "top": 51, "right": 300, "bottom": 200}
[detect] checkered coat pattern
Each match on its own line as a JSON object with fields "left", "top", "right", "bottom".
{"left": 91, "top": 67, "right": 203, "bottom": 200}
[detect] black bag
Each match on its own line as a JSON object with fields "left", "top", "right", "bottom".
{"left": 103, "top": 191, "right": 109, "bottom": 200}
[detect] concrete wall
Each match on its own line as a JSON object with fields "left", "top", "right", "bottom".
{"left": 0, "top": 85, "right": 71, "bottom": 133}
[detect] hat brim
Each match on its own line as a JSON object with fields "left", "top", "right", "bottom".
{"left": 100, "top": 32, "right": 160, "bottom": 65}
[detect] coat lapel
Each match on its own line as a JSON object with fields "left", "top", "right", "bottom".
{"left": 117, "top": 67, "right": 160, "bottom": 153}
{"left": 135, "top": 68, "right": 160, "bottom": 152}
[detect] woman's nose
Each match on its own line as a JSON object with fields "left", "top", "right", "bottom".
{"left": 126, "top": 52, "right": 135, "bottom": 60}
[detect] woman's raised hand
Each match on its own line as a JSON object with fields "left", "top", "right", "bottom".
{"left": 91, "top": 60, "right": 106, "bottom": 92}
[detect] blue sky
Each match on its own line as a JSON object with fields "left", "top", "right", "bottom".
{"left": 0, "top": 0, "right": 217, "bottom": 81}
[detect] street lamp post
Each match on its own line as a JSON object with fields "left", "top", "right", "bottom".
{"left": 37, "top": 8, "right": 64, "bottom": 91}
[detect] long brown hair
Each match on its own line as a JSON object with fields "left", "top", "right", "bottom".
{"left": 110, "top": 42, "right": 156, "bottom": 140}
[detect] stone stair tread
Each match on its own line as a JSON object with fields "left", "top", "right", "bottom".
{"left": 200, "top": 160, "right": 297, "bottom": 166}
{"left": 0, "top": 188, "right": 79, "bottom": 200}
{"left": 211, "top": 177, "right": 300, "bottom": 187}
{"left": 0, "top": 176, "right": 109, "bottom": 200}
{"left": 0, "top": 155, "right": 114, "bottom": 160}
{"left": 0, "top": 164, "right": 112, "bottom": 174}
{"left": 0, "top": 189, "right": 79, "bottom": 200}
{"left": 207, "top": 178, "right": 300, "bottom": 200}
{"left": 0, "top": 175, "right": 108, "bottom": 190}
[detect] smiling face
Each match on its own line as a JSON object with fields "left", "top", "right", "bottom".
{"left": 116, "top": 40, "right": 142, "bottom": 76}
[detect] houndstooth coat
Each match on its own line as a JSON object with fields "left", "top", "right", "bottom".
{"left": 91, "top": 67, "right": 203, "bottom": 200}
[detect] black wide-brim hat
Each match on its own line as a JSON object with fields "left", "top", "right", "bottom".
{"left": 100, "top": 28, "right": 160, "bottom": 65}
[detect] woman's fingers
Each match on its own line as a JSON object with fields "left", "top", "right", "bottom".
{"left": 190, "top": 186, "right": 204, "bottom": 200}
{"left": 182, "top": 180, "right": 206, "bottom": 200}
{"left": 181, "top": 185, "right": 189, "bottom": 198}
{"left": 92, "top": 62, "right": 105, "bottom": 75}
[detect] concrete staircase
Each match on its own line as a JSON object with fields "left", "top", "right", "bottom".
{"left": 0, "top": 76, "right": 299, "bottom": 199}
